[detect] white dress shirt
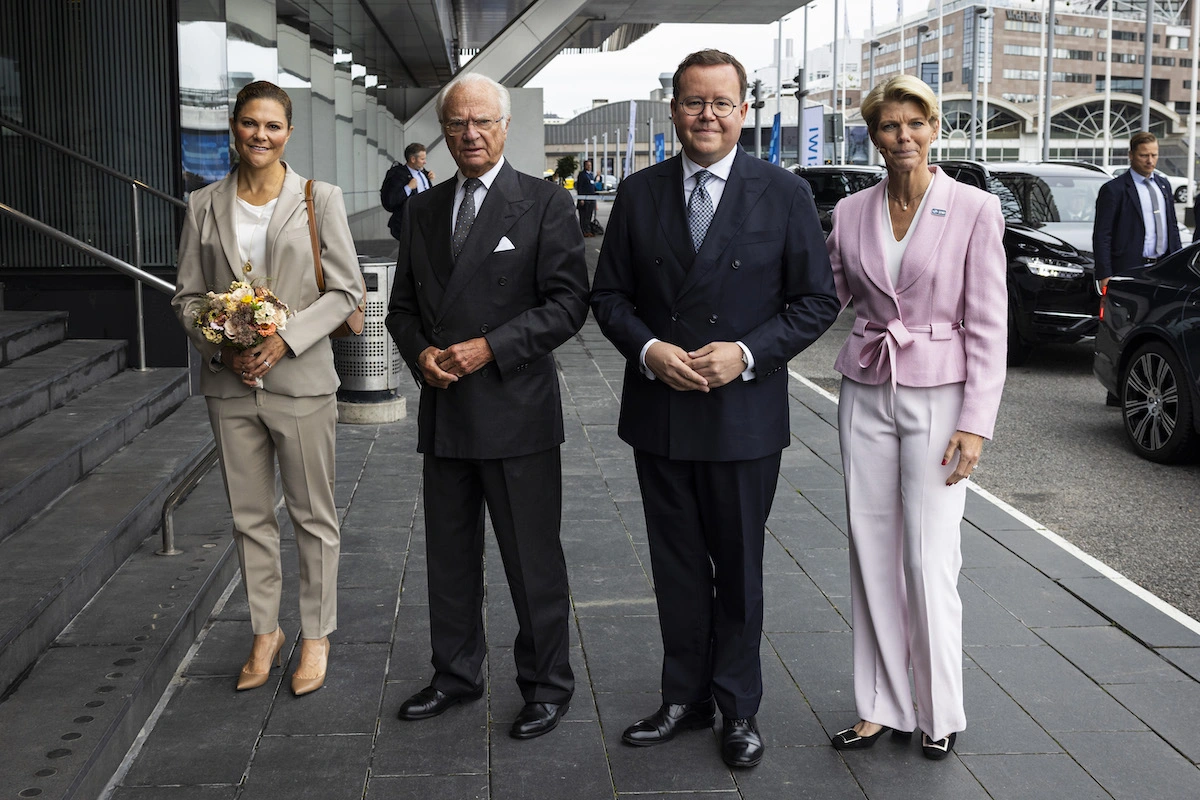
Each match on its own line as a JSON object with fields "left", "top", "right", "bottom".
{"left": 1134, "top": 172, "right": 1166, "bottom": 259}
{"left": 639, "top": 149, "right": 755, "bottom": 382}
{"left": 450, "top": 156, "right": 506, "bottom": 229}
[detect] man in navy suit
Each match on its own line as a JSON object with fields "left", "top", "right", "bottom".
{"left": 381, "top": 142, "right": 435, "bottom": 240}
{"left": 591, "top": 49, "right": 839, "bottom": 768}
{"left": 1094, "top": 131, "right": 1182, "bottom": 288}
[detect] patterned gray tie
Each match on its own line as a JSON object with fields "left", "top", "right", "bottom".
{"left": 452, "top": 177, "right": 482, "bottom": 260}
{"left": 688, "top": 170, "right": 715, "bottom": 252}
{"left": 1146, "top": 176, "right": 1166, "bottom": 257}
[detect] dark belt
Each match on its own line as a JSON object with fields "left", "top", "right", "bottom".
{"left": 1142, "top": 255, "right": 1163, "bottom": 266}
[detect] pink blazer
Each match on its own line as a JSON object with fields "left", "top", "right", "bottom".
{"left": 826, "top": 166, "right": 1007, "bottom": 439}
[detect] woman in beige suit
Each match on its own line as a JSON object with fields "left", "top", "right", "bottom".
{"left": 172, "top": 81, "right": 360, "bottom": 696}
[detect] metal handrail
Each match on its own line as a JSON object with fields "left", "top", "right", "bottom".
{"left": 0, "top": 115, "right": 187, "bottom": 209}
{"left": 0, "top": 202, "right": 175, "bottom": 294}
{"left": 158, "top": 444, "right": 218, "bottom": 556}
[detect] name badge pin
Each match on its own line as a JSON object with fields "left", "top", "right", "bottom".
{"left": 931, "top": 208, "right": 947, "bottom": 216}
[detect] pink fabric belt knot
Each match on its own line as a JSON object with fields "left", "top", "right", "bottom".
{"left": 856, "top": 317, "right": 963, "bottom": 392}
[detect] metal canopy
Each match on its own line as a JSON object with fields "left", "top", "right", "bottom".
{"left": 359, "top": 0, "right": 810, "bottom": 88}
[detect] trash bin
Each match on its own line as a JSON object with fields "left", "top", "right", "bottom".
{"left": 332, "top": 257, "right": 401, "bottom": 394}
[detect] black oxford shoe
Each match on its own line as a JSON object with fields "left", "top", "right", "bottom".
{"left": 721, "top": 716, "right": 764, "bottom": 768}
{"left": 509, "top": 701, "right": 569, "bottom": 739}
{"left": 397, "top": 685, "right": 483, "bottom": 721}
{"left": 621, "top": 699, "right": 717, "bottom": 746}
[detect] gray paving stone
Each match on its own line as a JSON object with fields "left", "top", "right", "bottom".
{"left": 966, "top": 644, "right": 1148, "bottom": 733}
{"left": 768, "top": 631, "right": 854, "bottom": 714}
{"left": 958, "top": 754, "right": 1110, "bottom": 799}
{"left": 791, "top": 547, "right": 851, "bottom": 601}
{"left": 264, "top": 642, "right": 388, "bottom": 735}
{"left": 734, "top": 744, "right": 866, "bottom": 800}
{"left": 488, "top": 717, "right": 613, "bottom": 800}
{"left": 109, "top": 787, "right": 238, "bottom": 799}
{"left": 1059, "top": 575, "right": 1200, "bottom": 648}
{"left": 388, "top": 603, "right": 433, "bottom": 681}
{"left": 561, "top": 524, "right": 642, "bottom": 567}
{"left": 957, "top": 666, "right": 1062, "bottom": 755}
{"left": 960, "top": 522, "right": 1023, "bottom": 567}
{"left": 959, "top": 580, "right": 1044, "bottom": 647}
{"left": 238, "top": 733, "right": 371, "bottom": 800}
{"left": 762, "top": 533, "right": 803, "bottom": 574}
{"left": 365, "top": 774, "right": 489, "bottom": 800}
{"left": 962, "top": 565, "right": 1108, "bottom": 629}
{"left": 373, "top": 680, "right": 488, "bottom": 776}
{"left": 1055, "top": 731, "right": 1200, "bottom": 798}
{"left": 338, "top": 548, "right": 407, "bottom": 589}
{"left": 121, "top": 676, "right": 273, "bottom": 786}
{"left": 567, "top": 564, "right": 657, "bottom": 611}
{"left": 335, "top": 585, "right": 401, "bottom": 643}
{"left": 576, "top": 614, "right": 662, "bottom": 695}
{"left": 595, "top": 691, "right": 734, "bottom": 795}
{"left": 839, "top": 733, "right": 992, "bottom": 799}
{"left": 184, "top": 619, "right": 265, "bottom": 677}
{"left": 1157, "top": 646, "right": 1200, "bottom": 682}
{"left": 1106, "top": 681, "right": 1200, "bottom": 763}
{"left": 981, "top": 527, "right": 1109, "bottom": 580}
{"left": 1037, "top": 626, "right": 1191, "bottom": 685}
{"left": 758, "top": 645, "right": 838, "bottom": 747}
{"left": 762, "top": 570, "right": 849, "bottom": 634}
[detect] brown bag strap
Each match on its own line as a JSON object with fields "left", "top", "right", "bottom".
{"left": 305, "top": 179, "right": 326, "bottom": 292}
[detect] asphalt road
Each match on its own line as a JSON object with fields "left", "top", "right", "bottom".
{"left": 791, "top": 308, "right": 1200, "bottom": 620}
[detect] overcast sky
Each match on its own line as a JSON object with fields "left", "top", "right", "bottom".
{"left": 526, "top": 1, "right": 933, "bottom": 118}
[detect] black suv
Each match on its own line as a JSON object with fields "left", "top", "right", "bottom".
{"left": 934, "top": 161, "right": 1109, "bottom": 364}
{"left": 790, "top": 165, "right": 885, "bottom": 234}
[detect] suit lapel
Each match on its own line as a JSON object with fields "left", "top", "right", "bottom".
{"left": 436, "top": 162, "right": 533, "bottom": 321}
{"left": 648, "top": 157, "right": 694, "bottom": 276}
{"left": 677, "top": 149, "right": 767, "bottom": 300}
{"left": 264, "top": 166, "right": 305, "bottom": 281}
{"left": 415, "top": 181, "right": 454, "bottom": 309}
{"left": 895, "top": 167, "right": 951, "bottom": 295}
{"left": 856, "top": 180, "right": 893, "bottom": 297}
{"left": 210, "top": 172, "right": 243, "bottom": 283}
{"left": 1121, "top": 172, "right": 1146, "bottom": 237}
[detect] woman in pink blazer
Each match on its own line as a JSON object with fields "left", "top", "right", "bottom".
{"left": 824, "top": 76, "right": 1006, "bottom": 760}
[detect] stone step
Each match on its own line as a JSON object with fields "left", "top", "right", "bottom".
{"left": 0, "top": 367, "right": 189, "bottom": 541}
{"left": 0, "top": 464, "right": 238, "bottom": 800}
{"left": 0, "top": 310, "right": 69, "bottom": 367}
{"left": 0, "top": 396, "right": 214, "bottom": 696}
{"left": 0, "top": 339, "right": 128, "bottom": 438}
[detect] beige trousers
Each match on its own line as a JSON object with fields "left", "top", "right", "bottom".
{"left": 206, "top": 391, "right": 339, "bottom": 639}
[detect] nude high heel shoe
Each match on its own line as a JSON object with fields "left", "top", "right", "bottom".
{"left": 291, "top": 636, "right": 330, "bottom": 696}
{"left": 237, "top": 628, "right": 286, "bottom": 691}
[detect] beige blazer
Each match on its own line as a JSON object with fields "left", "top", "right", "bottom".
{"left": 172, "top": 165, "right": 360, "bottom": 398}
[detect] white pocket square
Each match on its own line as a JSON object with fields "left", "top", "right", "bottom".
{"left": 493, "top": 236, "right": 515, "bottom": 252}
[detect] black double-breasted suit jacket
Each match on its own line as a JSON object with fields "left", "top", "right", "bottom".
{"left": 591, "top": 149, "right": 840, "bottom": 461}
{"left": 386, "top": 160, "right": 589, "bottom": 459}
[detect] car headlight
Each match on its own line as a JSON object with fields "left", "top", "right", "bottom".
{"left": 1018, "top": 256, "right": 1087, "bottom": 279}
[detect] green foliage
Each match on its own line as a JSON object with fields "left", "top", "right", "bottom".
{"left": 555, "top": 155, "right": 578, "bottom": 183}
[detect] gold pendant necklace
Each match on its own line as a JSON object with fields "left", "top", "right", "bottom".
{"left": 887, "top": 186, "right": 928, "bottom": 212}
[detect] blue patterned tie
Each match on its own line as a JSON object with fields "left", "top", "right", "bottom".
{"left": 452, "top": 177, "right": 482, "bottom": 260}
{"left": 688, "top": 170, "right": 714, "bottom": 252}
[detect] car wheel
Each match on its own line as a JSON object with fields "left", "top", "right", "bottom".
{"left": 1007, "top": 304, "right": 1032, "bottom": 366}
{"left": 1120, "top": 341, "right": 1196, "bottom": 463}
{"left": 1175, "top": 185, "right": 1189, "bottom": 203}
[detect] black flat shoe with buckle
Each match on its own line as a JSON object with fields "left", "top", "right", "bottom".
{"left": 831, "top": 722, "right": 911, "bottom": 751}
{"left": 921, "top": 731, "right": 957, "bottom": 760}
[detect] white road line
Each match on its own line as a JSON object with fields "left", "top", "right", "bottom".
{"left": 787, "top": 368, "right": 1200, "bottom": 637}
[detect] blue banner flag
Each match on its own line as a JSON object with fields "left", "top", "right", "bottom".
{"left": 768, "top": 113, "right": 781, "bottom": 165}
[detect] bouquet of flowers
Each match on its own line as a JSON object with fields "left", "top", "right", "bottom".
{"left": 194, "top": 281, "right": 290, "bottom": 350}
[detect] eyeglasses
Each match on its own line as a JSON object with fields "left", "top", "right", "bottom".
{"left": 443, "top": 118, "right": 503, "bottom": 135}
{"left": 678, "top": 98, "right": 737, "bottom": 118}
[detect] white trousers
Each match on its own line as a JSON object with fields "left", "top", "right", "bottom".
{"left": 839, "top": 378, "right": 967, "bottom": 741}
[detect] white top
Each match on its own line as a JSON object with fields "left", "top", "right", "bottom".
{"left": 1134, "top": 173, "right": 1166, "bottom": 259}
{"left": 880, "top": 176, "right": 934, "bottom": 287}
{"left": 235, "top": 196, "right": 278, "bottom": 278}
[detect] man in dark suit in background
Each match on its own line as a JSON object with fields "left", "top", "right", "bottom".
{"left": 590, "top": 49, "right": 839, "bottom": 768}
{"left": 1094, "top": 131, "right": 1182, "bottom": 288}
{"left": 385, "top": 73, "right": 589, "bottom": 739}
{"left": 381, "top": 142, "right": 435, "bottom": 240}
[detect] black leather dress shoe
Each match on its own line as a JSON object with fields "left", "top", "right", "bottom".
{"left": 621, "top": 699, "right": 717, "bottom": 746}
{"left": 509, "top": 701, "right": 569, "bottom": 739}
{"left": 721, "top": 716, "right": 764, "bottom": 768}
{"left": 397, "top": 685, "right": 483, "bottom": 721}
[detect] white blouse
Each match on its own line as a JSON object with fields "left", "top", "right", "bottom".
{"left": 880, "top": 175, "right": 934, "bottom": 287}
{"left": 235, "top": 196, "right": 279, "bottom": 278}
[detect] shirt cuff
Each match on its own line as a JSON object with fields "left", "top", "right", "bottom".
{"left": 736, "top": 341, "right": 755, "bottom": 381}
{"left": 638, "top": 338, "right": 660, "bottom": 380}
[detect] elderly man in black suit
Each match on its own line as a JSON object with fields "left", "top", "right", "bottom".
{"left": 1094, "top": 131, "right": 1182, "bottom": 288}
{"left": 385, "top": 73, "right": 589, "bottom": 739}
{"left": 591, "top": 49, "right": 839, "bottom": 768}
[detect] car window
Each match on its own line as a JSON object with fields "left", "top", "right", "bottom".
{"left": 983, "top": 175, "right": 1023, "bottom": 222}
{"left": 993, "top": 173, "right": 1106, "bottom": 224}
{"left": 844, "top": 172, "right": 884, "bottom": 194}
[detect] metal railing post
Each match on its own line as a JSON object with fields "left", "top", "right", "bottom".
{"left": 131, "top": 183, "right": 148, "bottom": 371}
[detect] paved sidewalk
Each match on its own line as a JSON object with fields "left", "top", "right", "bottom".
{"left": 102, "top": 244, "right": 1200, "bottom": 799}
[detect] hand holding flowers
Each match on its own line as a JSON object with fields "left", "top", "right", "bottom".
{"left": 195, "top": 281, "right": 291, "bottom": 387}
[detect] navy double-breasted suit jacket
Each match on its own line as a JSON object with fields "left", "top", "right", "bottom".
{"left": 385, "top": 160, "right": 589, "bottom": 460}
{"left": 591, "top": 149, "right": 839, "bottom": 461}
{"left": 1093, "top": 169, "right": 1181, "bottom": 281}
